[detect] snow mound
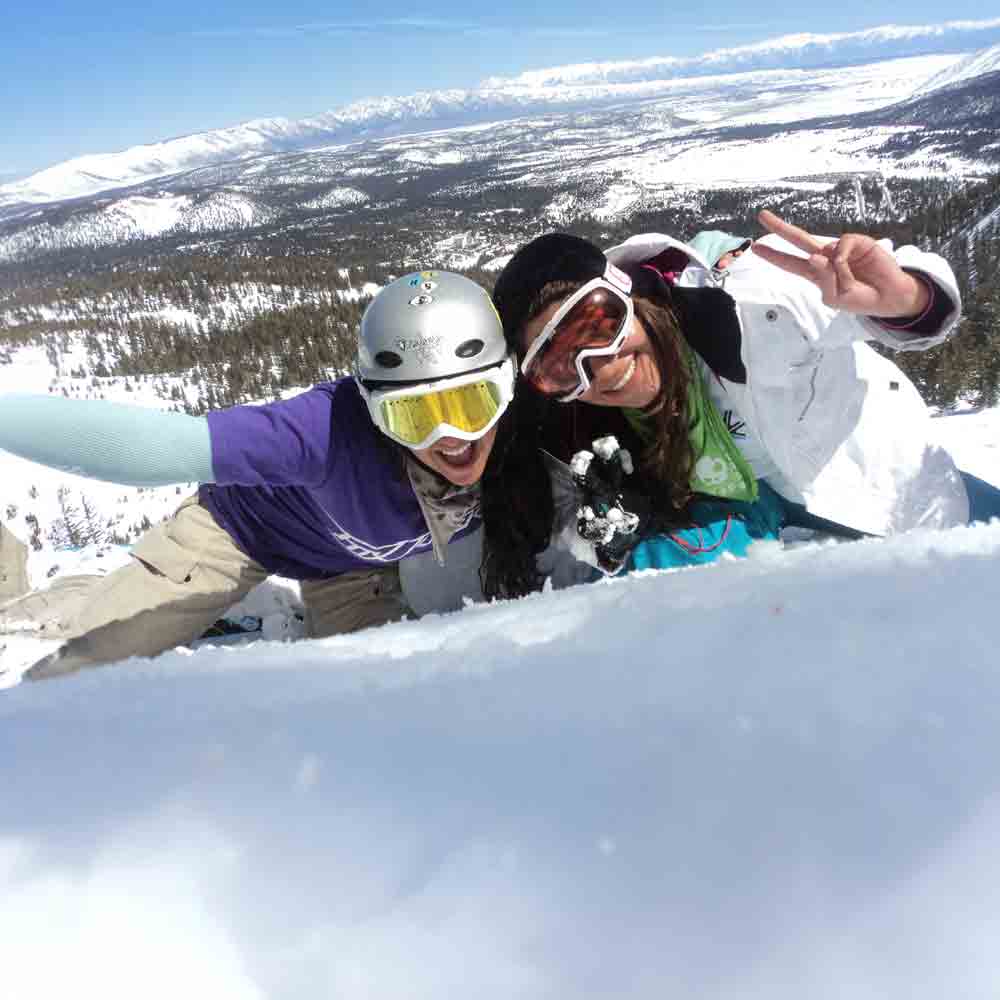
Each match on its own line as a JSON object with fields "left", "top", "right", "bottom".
{"left": 3, "top": 519, "right": 1000, "bottom": 997}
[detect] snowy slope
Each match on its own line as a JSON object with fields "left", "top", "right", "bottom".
{"left": 914, "top": 42, "right": 1000, "bottom": 94}
{"left": 2, "top": 515, "right": 1000, "bottom": 998}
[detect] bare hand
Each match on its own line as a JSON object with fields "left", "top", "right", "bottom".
{"left": 753, "top": 210, "right": 930, "bottom": 318}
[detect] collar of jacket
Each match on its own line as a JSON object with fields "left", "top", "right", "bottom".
{"left": 607, "top": 233, "right": 747, "bottom": 385}
{"left": 670, "top": 285, "right": 746, "bottom": 385}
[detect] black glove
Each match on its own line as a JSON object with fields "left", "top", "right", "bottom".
{"left": 572, "top": 436, "right": 653, "bottom": 574}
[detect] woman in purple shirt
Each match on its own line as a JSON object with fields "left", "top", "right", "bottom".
{"left": 0, "top": 271, "right": 517, "bottom": 680}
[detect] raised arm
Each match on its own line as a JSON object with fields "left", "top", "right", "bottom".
{"left": 752, "top": 209, "right": 961, "bottom": 350}
{"left": 0, "top": 394, "right": 214, "bottom": 486}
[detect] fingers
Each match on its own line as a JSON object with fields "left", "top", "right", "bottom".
{"left": 753, "top": 241, "right": 841, "bottom": 305}
{"left": 753, "top": 240, "right": 836, "bottom": 297}
{"left": 758, "top": 209, "right": 825, "bottom": 256}
{"left": 810, "top": 255, "right": 840, "bottom": 307}
{"left": 831, "top": 250, "right": 859, "bottom": 307}
{"left": 831, "top": 234, "right": 882, "bottom": 312}
{"left": 751, "top": 240, "right": 815, "bottom": 280}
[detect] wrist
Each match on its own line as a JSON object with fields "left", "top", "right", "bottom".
{"left": 902, "top": 272, "right": 931, "bottom": 317}
{"left": 879, "top": 272, "right": 935, "bottom": 330}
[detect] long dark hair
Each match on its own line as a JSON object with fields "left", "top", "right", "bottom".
{"left": 479, "top": 380, "right": 554, "bottom": 600}
{"left": 480, "top": 273, "right": 695, "bottom": 600}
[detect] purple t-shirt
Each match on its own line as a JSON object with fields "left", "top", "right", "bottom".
{"left": 199, "top": 378, "right": 479, "bottom": 579}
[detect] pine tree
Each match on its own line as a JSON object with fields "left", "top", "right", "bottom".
{"left": 49, "top": 487, "right": 88, "bottom": 549}
{"left": 23, "top": 513, "right": 43, "bottom": 552}
{"left": 79, "top": 494, "right": 106, "bottom": 547}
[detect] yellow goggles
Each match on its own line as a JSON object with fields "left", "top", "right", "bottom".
{"left": 360, "top": 358, "right": 515, "bottom": 449}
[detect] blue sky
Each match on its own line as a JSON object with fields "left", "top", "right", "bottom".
{"left": 1, "top": 1, "right": 993, "bottom": 180}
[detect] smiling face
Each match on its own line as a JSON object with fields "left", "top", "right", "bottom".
{"left": 411, "top": 425, "right": 498, "bottom": 487}
{"left": 521, "top": 300, "right": 662, "bottom": 410}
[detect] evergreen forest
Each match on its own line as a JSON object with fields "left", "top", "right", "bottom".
{"left": 2, "top": 172, "right": 1000, "bottom": 413}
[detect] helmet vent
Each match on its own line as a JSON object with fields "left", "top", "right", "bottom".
{"left": 374, "top": 350, "right": 404, "bottom": 369}
{"left": 455, "top": 338, "right": 485, "bottom": 359}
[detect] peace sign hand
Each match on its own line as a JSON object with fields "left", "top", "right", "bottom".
{"left": 752, "top": 210, "right": 930, "bottom": 318}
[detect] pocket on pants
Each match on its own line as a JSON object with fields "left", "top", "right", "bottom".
{"left": 131, "top": 527, "right": 199, "bottom": 585}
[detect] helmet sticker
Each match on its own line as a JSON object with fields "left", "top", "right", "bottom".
{"left": 397, "top": 335, "right": 443, "bottom": 364}
{"left": 409, "top": 293, "right": 434, "bottom": 306}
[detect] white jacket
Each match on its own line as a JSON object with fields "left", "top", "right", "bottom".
{"left": 605, "top": 233, "right": 969, "bottom": 535}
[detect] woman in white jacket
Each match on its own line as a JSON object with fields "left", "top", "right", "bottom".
{"left": 478, "top": 211, "right": 996, "bottom": 596}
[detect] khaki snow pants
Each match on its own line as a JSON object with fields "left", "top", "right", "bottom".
{"left": 0, "top": 522, "right": 29, "bottom": 603}
{"left": 0, "top": 495, "right": 411, "bottom": 670}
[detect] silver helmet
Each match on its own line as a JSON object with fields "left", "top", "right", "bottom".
{"left": 357, "top": 270, "right": 507, "bottom": 384}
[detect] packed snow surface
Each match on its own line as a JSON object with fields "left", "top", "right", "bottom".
{"left": 3, "top": 517, "right": 1000, "bottom": 998}
{"left": 2, "top": 403, "right": 1000, "bottom": 998}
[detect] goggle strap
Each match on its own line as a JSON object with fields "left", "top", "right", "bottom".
{"left": 604, "top": 262, "right": 632, "bottom": 294}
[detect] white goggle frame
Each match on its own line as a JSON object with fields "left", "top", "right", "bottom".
{"left": 356, "top": 355, "right": 516, "bottom": 451}
{"left": 520, "top": 264, "right": 634, "bottom": 402}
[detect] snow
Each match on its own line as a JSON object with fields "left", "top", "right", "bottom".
{"left": 0, "top": 190, "right": 270, "bottom": 262}
{"left": 931, "top": 405, "right": 1000, "bottom": 483}
{"left": 914, "top": 42, "right": 1000, "bottom": 94}
{"left": 3, "top": 46, "right": 998, "bottom": 269}
{"left": 302, "top": 187, "right": 369, "bottom": 210}
{"left": 3, "top": 514, "right": 1000, "bottom": 997}
{"left": 427, "top": 231, "right": 487, "bottom": 270}
{"left": 482, "top": 20, "right": 1000, "bottom": 88}
{"left": 619, "top": 124, "right": 961, "bottom": 192}
{"left": 110, "top": 194, "right": 191, "bottom": 237}
{"left": 544, "top": 192, "right": 579, "bottom": 225}
{"left": 3, "top": 326, "right": 1000, "bottom": 995}
{"left": 336, "top": 281, "right": 380, "bottom": 303}
{"left": 481, "top": 252, "right": 515, "bottom": 271}
{"left": 591, "top": 181, "right": 643, "bottom": 222}
{"left": 2, "top": 30, "right": 995, "bottom": 211}
{"left": 397, "top": 149, "right": 467, "bottom": 166}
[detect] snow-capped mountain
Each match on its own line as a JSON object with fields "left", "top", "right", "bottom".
{"left": 915, "top": 42, "right": 1000, "bottom": 94}
{"left": 482, "top": 18, "right": 1000, "bottom": 88}
{"left": 3, "top": 18, "right": 1000, "bottom": 213}
{"left": 1, "top": 48, "right": 998, "bottom": 271}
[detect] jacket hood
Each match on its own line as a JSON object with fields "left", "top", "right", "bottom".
{"left": 688, "top": 231, "right": 752, "bottom": 268}
{"left": 605, "top": 233, "right": 713, "bottom": 275}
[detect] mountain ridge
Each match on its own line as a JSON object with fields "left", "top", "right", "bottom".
{"left": 5, "top": 20, "right": 1000, "bottom": 210}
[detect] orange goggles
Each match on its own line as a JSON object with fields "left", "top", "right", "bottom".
{"left": 520, "top": 267, "right": 634, "bottom": 402}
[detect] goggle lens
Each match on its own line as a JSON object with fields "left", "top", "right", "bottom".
{"left": 377, "top": 379, "right": 505, "bottom": 446}
{"left": 525, "top": 288, "right": 629, "bottom": 396}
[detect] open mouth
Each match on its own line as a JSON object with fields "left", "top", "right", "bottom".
{"left": 597, "top": 355, "right": 636, "bottom": 394}
{"left": 434, "top": 440, "right": 476, "bottom": 468}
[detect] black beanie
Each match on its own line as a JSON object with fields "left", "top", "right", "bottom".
{"left": 492, "top": 233, "right": 607, "bottom": 348}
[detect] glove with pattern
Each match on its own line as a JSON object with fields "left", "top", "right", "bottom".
{"left": 571, "top": 436, "right": 652, "bottom": 574}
